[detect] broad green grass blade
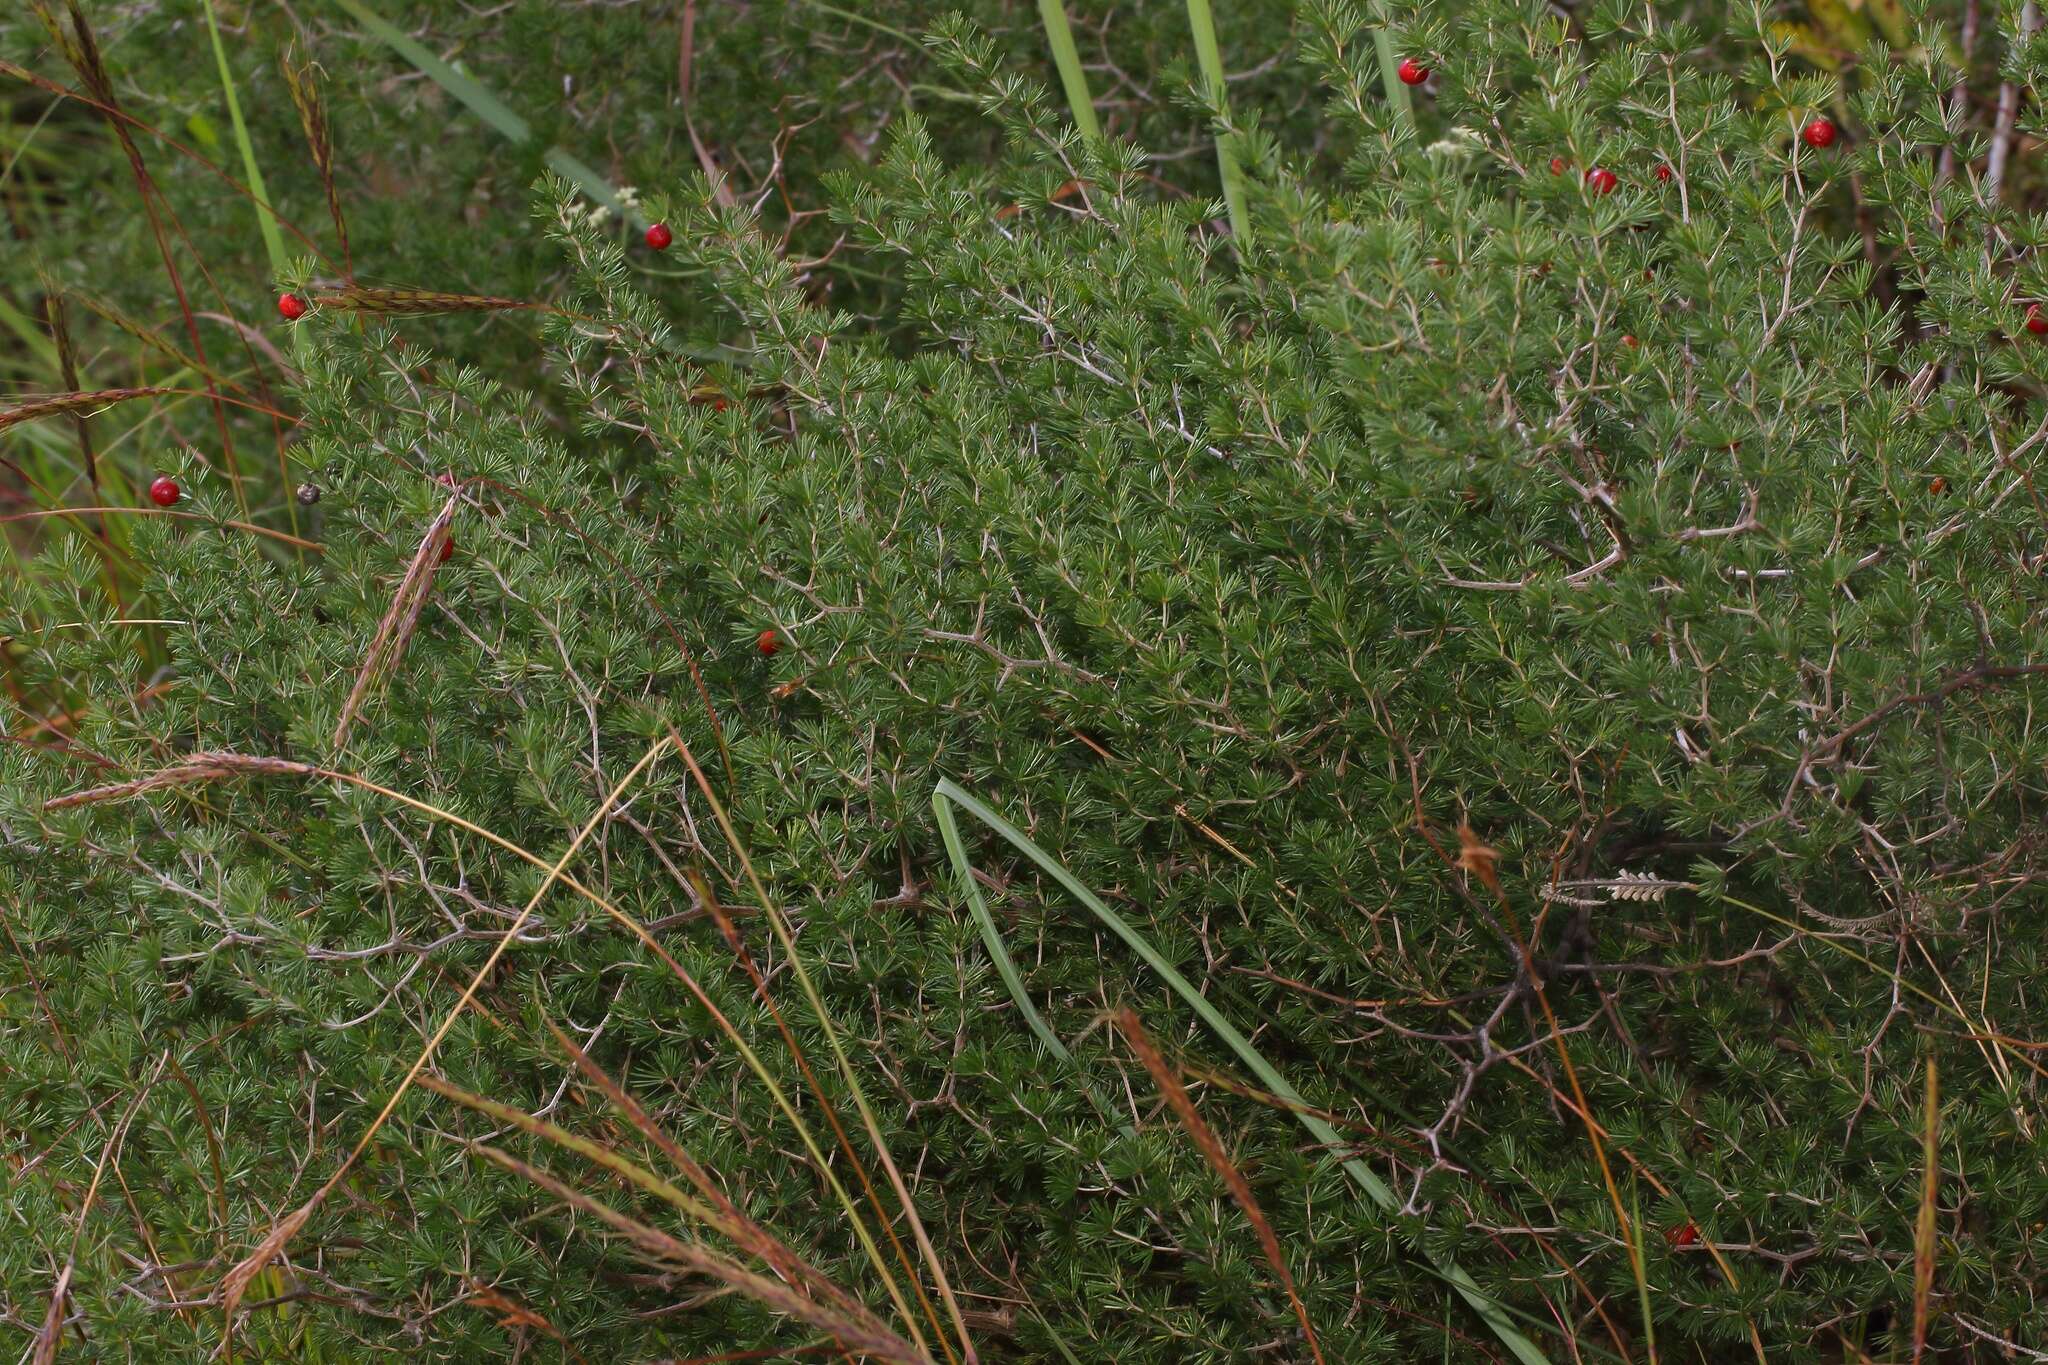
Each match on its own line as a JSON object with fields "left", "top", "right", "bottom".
{"left": 796, "top": 0, "right": 921, "bottom": 45}
{"left": 932, "top": 777, "right": 1557, "bottom": 1365}
{"left": 1036, "top": 0, "right": 1101, "bottom": 140}
{"left": 1036, "top": 1312, "right": 1087, "bottom": 1364}
{"left": 329, "top": 0, "right": 628, "bottom": 220}
{"left": 200, "top": 0, "right": 287, "bottom": 274}
{"left": 0, "top": 292, "right": 61, "bottom": 373}
{"left": 1371, "top": 28, "right": 1413, "bottom": 122}
{"left": 1183, "top": 0, "right": 1249, "bottom": 245}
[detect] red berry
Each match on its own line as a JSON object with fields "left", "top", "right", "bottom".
{"left": 757, "top": 628, "right": 780, "bottom": 657}
{"left": 1585, "top": 167, "right": 1618, "bottom": 195}
{"left": 1929, "top": 476, "right": 1947, "bottom": 495}
{"left": 1801, "top": 117, "right": 1837, "bottom": 149}
{"left": 437, "top": 536, "right": 455, "bottom": 564}
{"left": 2028, "top": 304, "right": 2048, "bottom": 336}
{"left": 1397, "top": 58, "right": 1429, "bottom": 87}
{"left": 1667, "top": 1222, "right": 1700, "bottom": 1248}
{"left": 277, "top": 292, "right": 307, "bottom": 321}
{"left": 147, "top": 475, "right": 181, "bottom": 507}
{"left": 1655, "top": 164, "right": 1674, "bottom": 183}
{"left": 1622, "top": 334, "right": 1638, "bottom": 348}
{"left": 1549, "top": 157, "right": 1568, "bottom": 176}
{"left": 644, "top": 222, "right": 674, "bottom": 251}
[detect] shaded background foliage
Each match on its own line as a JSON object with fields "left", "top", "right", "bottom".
{"left": 6, "top": 1, "right": 2048, "bottom": 1362}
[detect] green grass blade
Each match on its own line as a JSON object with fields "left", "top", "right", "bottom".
{"left": 1183, "top": 0, "right": 1249, "bottom": 245}
{"left": 932, "top": 790, "right": 1070, "bottom": 1062}
{"left": 1035, "top": 0, "right": 1101, "bottom": 140}
{"left": 1372, "top": 28, "right": 1414, "bottom": 123}
{"left": 795, "top": 0, "right": 921, "bottom": 45}
{"left": 1035, "top": 1311, "right": 1087, "bottom": 1364}
{"left": 0, "top": 292, "right": 61, "bottom": 373}
{"left": 931, "top": 777, "right": 1557, "bottom": 1365}
{"left": 328, "top": 0, "right": 628, "bottom": 220}
{"left": 200, "top": 0, "right": 287, "bottom": 274}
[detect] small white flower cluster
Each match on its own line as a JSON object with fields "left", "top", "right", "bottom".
{"left": 1425, "top": 126, "right": 1486, "bottom": 162}
{"left": 568, "top": 186, "right": 638, "bottom": 231}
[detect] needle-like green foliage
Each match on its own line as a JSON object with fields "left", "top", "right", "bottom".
{"left": 7, "top": 3, "right": 2048, "bottom": 1362}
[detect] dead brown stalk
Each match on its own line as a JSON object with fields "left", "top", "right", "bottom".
{"left": 1113, "top": 1008, "right": 1325, "bottom": 1365}
{"left": 331, "top": 492, "right": 460, "bottom": 748}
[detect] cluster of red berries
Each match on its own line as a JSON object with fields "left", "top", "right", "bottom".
{"left": 1542, "top": 116, "right": 1836, "bottom": 195}
{"left": 1545, "top": 160, "right": 1623, "bottom": 194}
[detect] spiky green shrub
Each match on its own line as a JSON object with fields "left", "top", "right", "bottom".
{"left": 7, "top": 1, "right": 2048, "bottom": 1361}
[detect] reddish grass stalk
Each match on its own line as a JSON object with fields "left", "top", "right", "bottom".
{"left": 541, "top": 1020, "right": 835, "bottom": 1309}
{"left": 309, "top": 286, "right": 540, "bottom": 315}
{"left": 468, "top": 1143, "right": 930, "bottom": 1363}
{"left": 0, "top": 61, "right": 332, "bottom": 266}
{"left": 0, "top": 389, "right": 177, "bottom": 434}
{"left": 32, "top": 1, "right": 245, "bottom": 513}
{"left": 281, "top": 41, "right": 352, "bottom": 281}
{"left": 1112, "top": 1008, "right": 1326, "bottom": 1365}
{"left": 38, "top": 289, "right": 97, "bottom": 497}
{"left": 691, "top": 871, "right": 956, "bottom": 1357}
{"left": 1912, "top": 1058, "right": 1939, "bottom": 1362}
{"left": 331, "top": 493, "right": 459, "bottom": 747}
{"left": 463, "top": 1280, "right": 584, "bottom": 1362}
{"left": 0, "top": 506, "right": 320, "bottom": 552}
{"left": 214, "top": 740, "right": 672, "bottom": 1343}
{"left": 42, "top": 751, "right": 316, "bottom": 811}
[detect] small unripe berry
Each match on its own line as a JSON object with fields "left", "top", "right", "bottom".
{"left": 757, "top": 628, "right": 780, "bottom": 656}
{"left": 644, "top": 222, "right": 674, "bottom": 250}
{"left": 1397, "top": 58, "right": 1429, "bottom": 87}
{"left": 148, "top": 475, "right": 181, "bottom": 507}
{"left": 1801, "top": 117, "right": 1837, "bottom": 149}
{"left": 1585, "top": 166, "right": 1618, "bottom": 195}
{"left": 277, "top": 293, "right": 308, "bottom": 321}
